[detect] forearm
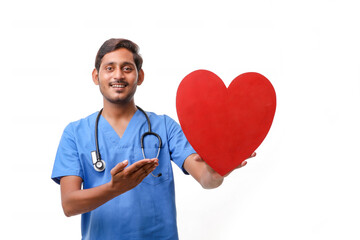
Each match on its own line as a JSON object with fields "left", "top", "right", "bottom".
{"left": 184, "top": 154, "right": 224, "bottom": 189}
{"left": 61, "top": 178, "right": 120, "bottom": 217}
{"left": 60, "top": 159, "right": 158, "bottom": 217}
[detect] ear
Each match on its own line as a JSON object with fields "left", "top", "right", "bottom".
{"left": 137, "top": 69, "right": 145, "bottom": 86}
{"left": 92, "top": 68, "right": 99, "bottom": 85}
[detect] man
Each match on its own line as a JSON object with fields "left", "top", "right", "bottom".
{"left": 52, "top": 38, "right": 255, "bottom": 239}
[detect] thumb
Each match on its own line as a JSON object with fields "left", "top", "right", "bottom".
{"left": 110, "top": 160, "right": 128, "bottom": 176}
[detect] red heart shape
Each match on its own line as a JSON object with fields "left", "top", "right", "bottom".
{"left": 176, "top": 70, "right": 276, "bottom": 176}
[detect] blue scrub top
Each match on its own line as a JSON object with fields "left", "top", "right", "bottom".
{"left": 51, "top": 110, "right": 196, "bottom": 240}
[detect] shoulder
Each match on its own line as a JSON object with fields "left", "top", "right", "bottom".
{"left": 145, "top": 111, "right": 179, "bottom": 128}
{"left": 63, "top": 112, "right": 99, "bottom": 135}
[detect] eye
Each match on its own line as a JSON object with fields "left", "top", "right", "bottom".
{"left": 122, "top": 66, "right": 133, "bottom": 72}
{"left": 105, "top": 66, "right": 113, "bottom": 71}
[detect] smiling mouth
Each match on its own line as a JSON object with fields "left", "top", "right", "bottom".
{"left": 110, "top": 82, "right": 128, "bottom": 88}
{"left": 112, "top": 84, "right": 126, "bottom": 88}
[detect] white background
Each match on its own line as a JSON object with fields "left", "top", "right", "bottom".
{"left": 1, "top": 0, "right": 359, "bottom": 239}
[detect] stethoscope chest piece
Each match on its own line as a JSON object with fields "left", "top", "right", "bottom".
{"left": 94, "top": 159, "right": 106, "bottom": 172}
{"left": 91, "top": 150, "right": 106, "bottom": 172}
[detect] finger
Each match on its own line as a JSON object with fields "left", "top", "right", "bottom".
{"left": 132, "top": 160, "right": 159, "bottom": 180}
{"left": 249, "top": 152, "right": 256, "bottom": 158}
{"left": 110, "top": 160, "right": 128, "bottom": 176}
{"left": 240, "top": 160, "right": 248, "bottom": 167}
{"left": 126, "top": 159, "right": 157, "bottom": 175}
{"left": 141, "top": 160, "right": 159, "bottom": 173}
{"left": 234, "top": 160, "right": 248, "bottom": 170}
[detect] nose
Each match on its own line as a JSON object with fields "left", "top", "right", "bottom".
{"left": 113, "top": 67, "right": 125, "bottom": 80}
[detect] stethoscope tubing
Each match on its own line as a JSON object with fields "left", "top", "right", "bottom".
{"left": 93, "top": 106, "right": 162, "bottom": 176}
{"left": 95, "top": 108, "right": 103, "bottom": 162}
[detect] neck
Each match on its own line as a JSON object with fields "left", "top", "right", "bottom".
{"left": 101, "top": 100, "right": 137, "bottom": 121}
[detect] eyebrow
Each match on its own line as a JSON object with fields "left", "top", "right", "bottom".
{"left": 103, "top": 61, "right": 135, "bottom": 67}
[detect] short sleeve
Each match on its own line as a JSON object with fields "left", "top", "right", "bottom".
{"left": 165, "top": 115, "right": 196, "bottom": 174}
{"left": 51, "top": 123, "right": 84, "bottom": 184}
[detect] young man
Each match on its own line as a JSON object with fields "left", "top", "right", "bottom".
{"left": 51, "top": 38, "right": 254, "bottom": 239}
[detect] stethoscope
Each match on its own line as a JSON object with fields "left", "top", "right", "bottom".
{"left": 91, "top": 106, "right": 162, "bottom": 177}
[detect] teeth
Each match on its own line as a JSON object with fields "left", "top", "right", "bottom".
{"left": 112, "top": 85, "right": 125, "bottom": 88}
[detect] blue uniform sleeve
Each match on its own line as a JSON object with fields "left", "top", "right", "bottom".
{"left": 165, "top": 115, "right": 196, "bottom": 175}
{"left": 51, "top": 123, "right": 84, "bottom": 184}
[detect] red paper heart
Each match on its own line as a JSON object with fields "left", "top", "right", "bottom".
{"left": 176, "top": 70, "right": 276, "bottom": 176}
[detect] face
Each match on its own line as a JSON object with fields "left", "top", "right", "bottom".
{"left": 92, "top": 48, "right": 144, "bottom": 105}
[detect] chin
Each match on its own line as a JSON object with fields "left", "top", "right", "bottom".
{"left": 105, "top": 96, "right": 134, "bottom": 105}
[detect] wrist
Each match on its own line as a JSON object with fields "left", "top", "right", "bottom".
{"left": 106, "top": 181, "right": 123, "bottom": 198}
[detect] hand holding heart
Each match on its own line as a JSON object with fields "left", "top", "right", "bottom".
{"left": 176, "top": 70, "right": 276, "bottom": 176}
{"left": 204, "top": 152, "right": 257, "bottom": 182}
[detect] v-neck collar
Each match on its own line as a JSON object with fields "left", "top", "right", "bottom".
{"left": 98, "top": 109, "right": 143, "bottom": 146}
